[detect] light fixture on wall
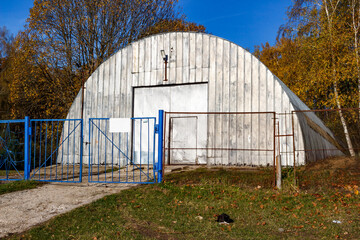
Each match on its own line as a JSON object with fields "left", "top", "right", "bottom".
{"left": 160, "top": 50, "right": 168, "bottom": 81}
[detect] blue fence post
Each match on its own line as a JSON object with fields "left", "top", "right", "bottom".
{"left": 157, "top": 110, "right": 164, "bottom": 183}
{"left": 79, "top": 119, "right": 84, "bottom": 182}
{"left": 24, "top": 116, "right": 30, "bottom": 180}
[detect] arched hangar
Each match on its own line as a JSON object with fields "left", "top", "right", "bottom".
{"left": 63, "top": 32, "right": 343, "bottom": 166}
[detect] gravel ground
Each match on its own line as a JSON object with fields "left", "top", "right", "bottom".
{"left": 0, "top": 165, "right": 199, "bottom": 238}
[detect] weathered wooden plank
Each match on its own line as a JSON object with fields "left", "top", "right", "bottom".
{"left": 132, "top": 42, "right": 139, "bottom": 74}
{"left": 215, "top": 38, "right": 223, "bottom": 164}
{"left": 182, "top": 32, "right": 190, "bottom": 84}
{"left": 126, "top": 47, "right": 132, "bottom": 118}
{"left": 176, "top": 32, "right": 183, "bottom": 84}
{"left": 202, "top": 34, "right": 210, "bottom": 83}
{"left": 207, "top": 36, "right": 217, "bottom": 163}
{"left": 237, "top": 47, "right": 245, "bottom": 165}
{"left": 222, "top": 40, "right": 230, "bottom": 165}
{"left": 120, "top": 51, "right": 127, "bottom": 117}
{"left": 274, "top": 79, "right": 282, "bottom": 164}
{"left": 251, "top": 56, "right": 260, "bottom": 165}
{"left": 89, "top": 69, "right": 99, "bottom": 166}
{"left": 195, "top": 33, "right": 202, "bottom": 82}
{"left": 266, "top": 71, "right": 275, "bottom": 165}
{"left": 156, "top": 34, "right": 164, "bottom": 85}
{"left": 97, "top": 63, "right": 105, "bottom": 164}
{"left": 144, "top": 37, "right": 151, "bottom": 86}
{"left": 169, "top": 32, "right": 177, "bottom": 84}
{"left": 243, "top": 51, "right": 252, "bottom": 165}
{"left": 161, "top": 34, "right": 169, "bottom": 85}
{"left": 202, "top": 34, "right": 210, "bottom": 69}
{"left": 138, "top": 40, "right": 145, "bottom": 84}
{"left": 229, "top": 43, "right": 237, "bottom": 165}
{"left": 151, "top": 35, "right": 158, "bottom": 86}
{"left": 189, "top": 33, "right": 196, "bottom": 83}
{"left": 83, "top": 75, "right": 92, "bottom": 161}
{"left": 259, "top": 63, "right": 267, "bottom": 165}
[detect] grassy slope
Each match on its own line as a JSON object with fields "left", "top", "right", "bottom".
{"left": 7, "top": 160, "right": 360, "bottom": 240}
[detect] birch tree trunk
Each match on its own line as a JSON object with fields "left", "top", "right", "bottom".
{"left": 350, "top": 0, "right": 360, "bottom": 121}
{"left": 323, "top": 0, "right": 355, "bottom": 157}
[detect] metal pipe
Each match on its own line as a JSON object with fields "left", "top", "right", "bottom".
{"left": 291, "top": 112, "right": 296, "bottom": 186}
{"left": 164, "top": 57, "right": 168, "bottom": 81}
{"left": 273, "top": 113, "right": 276, "bottom": 187}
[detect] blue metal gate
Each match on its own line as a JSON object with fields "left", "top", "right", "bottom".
{"left": 29, "top": 119, "right": 83, "bottom": 183}
{"left": 0, "top": 117, "right": 83, "bottom": 182}
{"left": 1, "top": 111, "right": 163, "bottom": 184}
{"left": 88, "top": 111, "right": 163, "bottom": 184}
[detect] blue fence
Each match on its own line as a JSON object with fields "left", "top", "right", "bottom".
{"left": 0, "top": 117, "right": 83, "bottom": 182}
{"left": 0, "top": 119, "right": 26, "bottom": 181}
{"left": 0, "top": 110, "right": 164, "bottom": 184}
{"left": 88, "top": 110, "right": 164, "bottom": 184}
{"left": 29, "top": 119, "right": 83, "bottom": 183}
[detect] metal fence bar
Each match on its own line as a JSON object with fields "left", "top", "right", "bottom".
{"left": 1, "top": 117, "right": 82, "bottom": 183}
{"left": 158, "top": 110, "right": 164, "bottom": 183}
{"left": 29, "top": 119, "right": 83, "bottom": 183}
{"left": 24, "top": 116, "right": 30, "bottom": 180}
{"left": 164, "top": 111, "right": 276, "bottom": 167}
{"left": 0, "top": 119, "right": 26, "bottom": 181}
{"left": 88, "top": 116, "right": 159, "bottom": 184}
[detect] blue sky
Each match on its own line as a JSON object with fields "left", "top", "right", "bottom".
{"left": 0, "top": 0, "right": 291, "bottom": 52}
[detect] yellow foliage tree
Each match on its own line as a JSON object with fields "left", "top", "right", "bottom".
{"left": 8, "top": 0, "right": 206, "bottom": 119}
{"left": 255, "top": 0, "right": 359, "bottom": 156}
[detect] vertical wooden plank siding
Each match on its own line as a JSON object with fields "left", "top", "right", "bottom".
{"left": 63, "top": 32, "right": 343, "bottom": 166}
{"left": 207, "top": 36, "right": 217, "bottom": 163}
{"left": 229, "top": 43, "right": 238, "bottom": 165}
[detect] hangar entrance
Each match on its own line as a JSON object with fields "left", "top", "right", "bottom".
{"left": 133, "top": 83, "right": 208, "bottom": 165}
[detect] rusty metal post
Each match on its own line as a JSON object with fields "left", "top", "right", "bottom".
{"left": 167, "top": 117, "right": 172, "bottom": 165}
{"left": 163, "top": 112, "right": 167, "bottom": 175}
{"left": 291, "top": 112, "right": 296, "bottom": 186}
{"left": 161, "top": 50, "right": 168, "bottom": 82}
{"left": 164, "top": 58, "right": 168, "bottom": 81}
{"left": 273, "top": 113, "right": 276, "bottom": 187}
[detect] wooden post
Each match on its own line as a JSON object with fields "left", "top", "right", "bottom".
{"left": 276, "top": 155, "right": 282, "bottom": 189}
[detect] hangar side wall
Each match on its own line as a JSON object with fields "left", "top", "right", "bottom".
{"left": 60, "top": 32, "right": 344, "bottom": 166}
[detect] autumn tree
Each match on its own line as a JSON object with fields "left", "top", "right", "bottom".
{"left": 0, "top": 26, "right": 14, "bottom": 119}
{"left": 256, "top": 0, "right": 359, "bottom": 156}
{"left": 8, "top": 0, "right": 205, "bottom": 119}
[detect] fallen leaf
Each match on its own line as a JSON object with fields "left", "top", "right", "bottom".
{"left": 293, "top": 225, "right": 304, "bottom": 229}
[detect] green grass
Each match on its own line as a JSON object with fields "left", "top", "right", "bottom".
{"left": 7, "top": 166, "right": 360, "bottom": 240}
{"left": 0, "top": 180, "right": 45, "bottom": 195}
{"left": 0, "top": 170, "right": 23, "bottom": 177}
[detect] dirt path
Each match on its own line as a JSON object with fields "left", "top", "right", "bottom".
{"left": 0, "top": 165, "right": 199, "bottom": 238}
{"left": 0, "top": 181, "right": 135, "bottom": 238}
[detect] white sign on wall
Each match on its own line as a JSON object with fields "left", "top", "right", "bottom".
{"left": 109, "top": 118, "right": 131, "bottom": 133}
